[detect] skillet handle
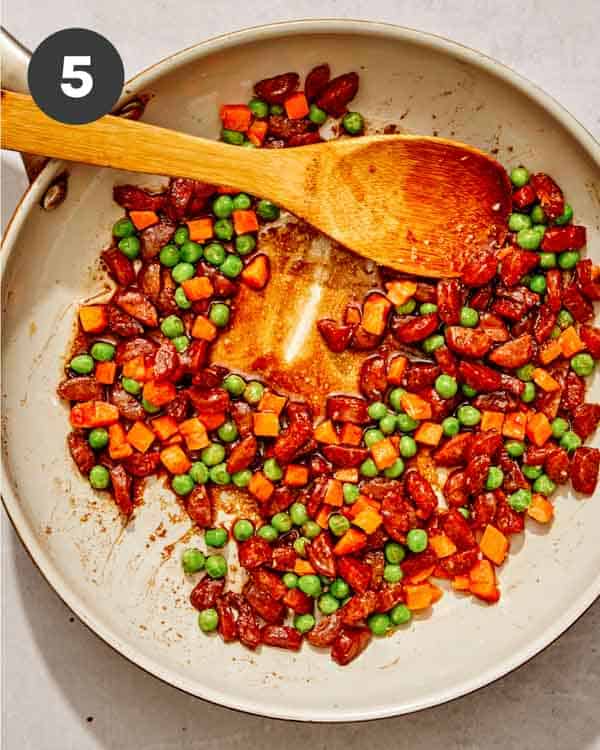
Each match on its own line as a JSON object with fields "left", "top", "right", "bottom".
{"left": 0, "top": 27, "right": 48, "bottom": 180}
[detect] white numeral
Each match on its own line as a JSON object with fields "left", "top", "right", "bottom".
{"left": 60, "top": 56, "right": 93, "bottom": 98}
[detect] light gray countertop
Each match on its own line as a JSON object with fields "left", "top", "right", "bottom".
{"left": 1, "top": 1, "right": 599, "bottom": 748}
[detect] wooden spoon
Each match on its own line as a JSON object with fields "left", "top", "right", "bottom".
{"left": 1, "top": 90, "right": 511, "bottom": 277}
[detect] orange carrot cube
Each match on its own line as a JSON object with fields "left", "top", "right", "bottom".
{"left": 129, "top": 210, "right": 159, "bottom": 230}
{"left": 127, "top": 421, "right": 156, "bottom": 453}
{"left": 532, "top": 368, "right": 560, "bottom": 392}
{"left": 526, "top": 412, "right": 553, "bottom": 447}
{"left": 253, "top": 412, "right": 280, "bottom": 437}
{"left": 181, "top": 276, "right": 214, "bottom": 301}
{"left": 79, "top": 305, "right": 107, "bottom": 333}
{"left": 122, "top": 355, "right": 147, "bottom": 381}
{"left": 502, "top": 412, "right": 528, "bottom": 441}
{"left": 70, "top": 401, "right": 119, "bottom": 429}
{"left": 258, "top": 390, "right": 287, "bottom": 415}
{"left": 109, "top": 423, "right": 133, "bottom": 460}
{"left": 159, "top": 445, "right": 191, "bottom": 475}
{"left": 559, "top": 326, "right": 585, "bottom": 357}
{"left": 142, "top": 380, "right": 176, "bottom": 407}
{"left": 370, "top": 438, "right": 399, "bottom": 470}
{"left": 191, "top": 315, "right": 218, "bottom": 341}
{"left": 283, "top": 464, "right": 310, "bottom": 487}
{"left": 387, "top": 355, "right": 408, "bottom": 385}
{"left": 400, "top": 392, "right": 432, "bottom": 420}
{"left": 362, "top": 293, "right": 392, "bottom": 336}
{"left": 151, "top": 415, "right": 179, "bottom": 441}
{"left": 219, "top": 104, "right": 252, "bottom": 132}
{"left": 333, "top": 468, "right": 359, "bottom": 483}
{"left": 241, "top": 254, "right": 270, "bottom": 290}
{"left": 527, "top": 493, "right": 554, "bottom": 523}
{"left": 186, "top": 218, "right": 213, "bottom": 242}
{"left": 352, "top": 507, "right": 383, "bottom": 534}
{"left": 429, "top": 533, "right": 457, "bottom": 558}
{"left": 324, "top": 478, "right": 344, "bottom": 507}
{"left": 414, "top": 421, "right": 443, "bottom": 446}
{"left": 284, "top": 92, "right": 309, "bottom": 119}
{"left": 385, "top": 280, "right": 417, "bottom": 306}
{"left": 247, "top": 120, "right": 268, "bottom": 146}
{"left": 95, "top": 361, "right": 117, "bottom": 385}
{"left": 539, "top": 339, "right": 562, "bottom": 365}
{"left": 178, "top": 417, "right": 209, "bottom": 450}
{"left": 339, "top": 423, "right": 363, "bottom": 446}
{"left": 480, "top": 411, "right": 504, "bottom": 432}
{"left": 248, "top": 471, "right": 275, "bottom": 502}
{"left": 479, "top": 524, "right": 508, "bottom": 565}
{"left": 232, "top": 209, "right": 259, "bottom": 235}
{"left": 314, "top": 419, "right": 339, "bottom": 444}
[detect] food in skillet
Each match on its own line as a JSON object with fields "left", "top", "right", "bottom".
{"left": 58, "top": 64, "right": 600, "bottom": 665}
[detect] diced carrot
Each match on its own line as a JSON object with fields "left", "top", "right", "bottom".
{"left": 186, "top": 218, "right": 213, "bottom": 242}
{"left": 78, "top": 305, "right": 107, "bottom": 333}
{"left": 334, "top": 468, "right": 359, "bottom": 483}
{"left": 129, "top": 210, "right": 159, "bottom": 230}
{"left": 479, "top": 524, "right": 509, "bottom": 565}
{"left": 219, "top": 103, "right": 252, "bottom": 132}
{"left": 248, "top": 471, "right": 275, "bottom": 502}
{"left": 387, "top": 355, "right": 408, "bottom": 385}
{"left": 345, "top": 306, "right": 361, "bottom": 325}
{"left": 469, "top": 559, "right": 495, "bottom": 586}
{"left": 247, "top": 120, "right": 268, "bottom": 146}
{"left": 429, "top": 582, "right": 443, "bottom": 603}
{"left": 217, "top": 185, "right": 238, "bottom": 194}
{"left": 284, "top": 92, "right": 309, "bottom": 119}
{"left": 324, "top": 478, "right": 344, "bottom": 507}
{"left": 527, "top": 493, "right": 554, "bottom": 523}
{"left": 160, "top": 444, "right": 191, "bottom": 475}
{"left": 232, "top": 209, "right": 259, "bottom": 235}
{"left": 333, "top": 528, "right": 367, "bottom": 556}
{"left": 352, "top": 507, "right": 383, "bottom": 534}
{"left": 370, "top": 438, "right": 399, "bottom": 470}
{"left": 283, "top": 464, "right": 310, "bottom": 487}
{"left": 164, "top": 433, "right": 183, "bottom": 445}
{"left": 178, "top": 417, "right": 209, "bottom": 450}
{"left": 502, "top": 411, "right": 528, "bottom": 441}
{"left": 559, "top": 326, "right": 585, "bottom": 357}
{"left": 400, "top": 392, "right": 432, "bottom": 420}
{"left": 122, "top": 355, "right": 147, "bottom": 381}
{"left": 197, "top": 411, "right": 226, "bottom": 430}
{"left": 526, "top": 412, "right": 553, "bottom": 447}
{"left": 339, "top": 423, "right": 363, "bottom": 446}
{"left": 253, "top": 412, "right": 280, "bottom": 437}
{"left": 429, "top": 533, "right": 457, "bottom": 559}
{"left": 406, "top": 565, "right": 436, "bottom": 584}
{"left": 258, "top": 390, "right": 287, "bottom": 415}
{"left": 95, "top": 361, "right": 117, "bottom": 385}
{"left": 385, "top": 280, "right": 417, "bottom": 306}
{"left": 405, "top": 583, "right": 434, "bottom": 610}
{"left": 108, "top": 423, "right": 133, "bottom": 460}
{"left": 70, "top": 401, "right": 119, "bottom": 429}
{"left": 539, "top": 339, "right": 563, "bottom": 365}
{"left": 362, "top": 294, "right": 392, "bottom": 336}
{"left": 241, "top": 254, "right": 270, "bottom": 290}
{"left": 315, "top": 504, "right": 332, "bottom": 528}
{"left": 532, "top": 368, "right": 560, "bottom": 392}
{"left": 452, "top": 575, "right": 471, "bottom": 591}
{"left": 191, "top": 315, "right": 218, "bottom": 341}
{"left": 314, "top": 419, "right": 339, "bottom": 444}
{"left": 348, "top": 495, "right": 381, "bottom": 518}
{"left": 294, "top": 559, "right": 316, "bottom": 576}
{"left": 143, "top": 380, "right": 176, "bottom": 407}
{"left": 470, "top": 582, "right": 500, "bottom": 602}
{"left": 151, "top": 415, "right": 179, "bottom": 441}
{"left": 127, "top": 421, "right": 156, "bottom": 453}
{"left": 181, "top": 276, "right": 214, "bottom": 301}
{"left": 480, "top": 410, "right": 504, "bottom": 432}
{"left": 414, "top": 421, "right": 443, "bottom": 447}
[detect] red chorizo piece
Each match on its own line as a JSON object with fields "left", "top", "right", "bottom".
{"left": 102, "top": 247, "right": 136, "bottom": 287}
{"left": 350, "top": 325, "right": 381, "bottom": 351}
{"left": 438, "top": 547, "right": 479, "bottom": 577}
{"left": 494, "top": 496, "right": 524, "bottom": 535}
{"left": 405, "top": 471, "right": 437, "bottom": 519}
{"left": 392, "top": 313, "right": 439, "bottom": 344}
{"left": 261, "top": 625, "right": 303, "bottom": 651}
{"left": 331, "top": 626, "right": 371, "bottom": 666}
{"left": 317, "top": 319, "right": 355, "bottom": 353}
{"left": 469, "top": 285, "right": 493, "bottom": 310}
{"left": 473, "top": 391, "right": 520, "bottom": 412}
{"left": 545, "top": 269, "right": 563, "bottom": 312}
{"left": 230, "top": 401, "right": 254, "bottom": 438}
{"left": 479, "top": 312, "right": 510, "bottom": 343}
{"left": 339, "top": 591, "right": 379, "bottom": 624}
{"left": 109, "top": 383, "right": 145, "bottom": 421}
{"left": 462, "top": 247, "right": 498, "bottom": 287}
{"left": 530, "top": 173, "right": 565, "bottom": 219}
{"left": 326, "top": 395, "right": 369, "bottom": 424}
{"left": 560, "top": 371, "right": 586, "bottom": 414}
{"left": 216, "top": 597, "right": 238, "bottom": 642}
{"left": 468, "top": 430, "right": 503, "bottom": 461}
{"left": 153, "top": 340, "right": 180, "bottom": 381}
{"left": 122, "top": 451, "right": 161, "bottom": 477}
{"left": 109, "top": 464, "right": 133, "bottom": 516}
{"left": 491, "top": 298, "right": 527, "bottom": 322}
{"left": 235, "top": 598, "right": 261, "bottom": 651}
{"left": 511, "top": 183, "right": 536, "bottom": 210}
{"left": 336, "top": 557, "right": 372, "bottom": 594}
{"left": 488, "top": 334, "right": 533, "bottom": 369}
{"left": 541, "top": 225, "right": 587, "bottom": 253}
{"left": 436, "top": 278, "right": 462, "bottom": 324}
{"left": 115, "top": 337, "right": 157, "bottom": 364}
{"left": 227, "top": 435, "right": 258, "bottom": 474}
{"left": 283, "top": 587, "right": 313, "bottom": 614}
{"left": 381, "top": 494, "right": 418, "bottom": 542}
{"left": 375, "top": 583, "right": 405, "bottom": 613}
{"left": 57, "top": 376, "right": 104, "bottom": 402}
{"left": 499, "top": 249, "right": 539, "bottom": 287}
{"left": 403, "top": 363, "right": 440, "bottom": 391}
{"left": 164, "top": 178, "right": 194, "bottom": 222}
{"left": 533, "top": 305, "right": 558, "bottom": 344}
{"left": 106, "top": 304, "right": 145, "bottom": 337}
{"left": 434, "top": 345, "right": 459, "bottom": 377}
{"left": 571, "top": 447, "right": 600, "bottom": 494}
{"left": 562, "top": 281, "right": 594, "bottom": 323}
{"left": 67, "top": 432, "right": 96, "bottom": 475}
{"left": 188, "top": 386, "right": 230, "bottom": 414}
{"left": 471, "top": 492, "right": 498, "bottom": 530}
{"left": 458, "top": 361, "right": 502, "bottom": 392}
{"left": 359, "top": 354, "right": 387, "bottom": 400}
{"left": 544, "top": 447, "right": 571, "bottom": 484}
{"left": 307, "top": 612, "right": 343, "bottom": 647}
{"left": 267, "top": 114, "right": 315, "bottom": 140}
{"left": 244, "top": 582, "right": 285, "bottom": 624}
{"left": 572, "top": 403, "right": 600, "bottom": 441}
{"left": 306, "top": 533, "right": 337, "bottom": 577}
{"left": 443, "top": 469, "right": 468, "bottom": 507}
{"left": 140, "top": 219, "right": 176, "bottom": 260}
{"left": 273, "top": 402, "right": 313, "bottom": 463}
{"left": 305, "top": 63, "right": 331, "bottom": 101}
{"left": 113, "top": 289, "right": 158, "bottom": 328}
{"left": 316, "top": 72, "right": 359, "bottom": 117}
{"left": 445, "top": 326, "right": 492, "bottom": 358}
{"left": 322, "top": 444, "right": 369, "bottom": 468}
{"left": 463, "top": 454, "right": 491, "bottom": 496}
{"left": 238, "top": 537, "right": 273, "bottom": 569}
{"left": 186, "top": 181, "right": 217, "bottom": 217}
{"left": 443, "top": 509, "right": 475, "bottom": 549}
{"left": 499, "top": 453, "right": 529, "bottom": 493}
{"left": 190, "top": 577, "right": 225, "bottom": 610}
{"left": 401, "top": 547, "right": 437, "bottom": 578}
{"left": 271, "top": 546, "right": 297, "bottom": 572}
{"left": 262, "top": 486, "right": 295, "bottom": 518}
{"left": 574, "top": 258, "right": 600, "bottom": 301}
{"left": 186, "top": 485, "right": 213, "bottom": 528}
{"left": 113, "top": 184, "right": 165, "bottom": 211}
{"left": 254, "top": 72, "right": 300, "bottom": 103}
{"left": 163, "top": 391, "right": 190, "bottom": 422}
{"left": 363, "top": 550, "right": 385, "bottom": 590}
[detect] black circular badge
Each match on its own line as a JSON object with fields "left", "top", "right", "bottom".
{"left": 28, "top": 28, "right": 124, "bottom": 125}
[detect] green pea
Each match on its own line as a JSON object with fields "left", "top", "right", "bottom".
{"left": 550, "top": 326, "right": 562, "bottom": 340}
{"left": 112, "top": 217, "right": 135, "bottom": 238}
{"left": 396, "top": 299, "right": 417, "bottom": 315}
{"left": 551, "top": 417, "right": 569, "bottom": 440}
{"left": 508, "top": 212, "right": 532, "bottom": 232}
{"left": 328, "top": 514, "right": 350, "bottom": 537}
{"left": 221, "top": 128, "right": 244, "bottom": 145}
{"left": 557, "top": 309, "right": 574, "bottom": 329}
{"left": 368, "top": 401, "right": 388, "bottom": 420}
{"left": 360, "top": 458, "right": 379, "bottom": 477}
{"left": 390, "top": 604, "right": 412, "bottom": 626}
{"left": 241, "top": 141, "right": 257, "bottom": 149}
{"left": 530, "top": 204, "right": 546, "bottom": 224}
{"left": 190, "top": 462, "right": 209, "bottom": 485}
{"left": 142, "top": 398, "right": 160, "bottom": 414}
{"left": 263, "top": 458, "right": 283, "bottom": 482}
{"left": 89, "top": 465, "right": 110, "bottom": 489}
{"left": 271, "top": 512, "right": 292, "bottom": 534}
{"left": 510, "top": 167, "right": 530, "bottom": 187}
{"left": 248, "top": 98, "right": 269, "bottom": 118}
{"left": 364, "top": 428, "right": 385, "bottom": 448}
{"left": 379, "top": 414, "right": 397, "bottom": 434}
{"left": 458, "top": 507, "right": 470, "bottom": 520}
{"left": 385, "top": 541, "right": 406, "bottom": 564}
{"left": 209, "top": 463, "right": 231, "bottom": 485}
{"left": 269, "top": 104, "right": 284, "bottom": 116}
{"left": 342, "top": 111, "right": 364, "bottom": 135}
{"left": 257, "top": 524, "right": 278, "bottom": 542}
{"left": 522, "top": 464, "right": 543, "bottom": 480}
{"left": 558, "top": 251, "right": 579, "bottom": 270}
{"left": 343, "top": 483, "right": 360, "bottom": 505}
{"left": 309, "top": 103, "right": 327, "bottom": 125}
{"left": 217, "top": 420, "right": 238, "bottom": 443}
{"left": 205, "top": 554, "right": 228, "bottom": 579}
{"left": 172, "top": 335, "right": 189, "bottom": 353}
{"left": 209, "top": 302, "right": 231, "bottom": 328}
{"left": 219, "top": 254, "right": 243, "bottom": 278}
{"left": 182, "top": 548, "right": 205, "bottom": 574}
{"left": 389, "top": 387, "right": 406, "bottom": 411}
{"left": 302, "top": 520, "right": 321, "bottom": 539}
{"left": 201, "top": 243, "right": 224, "bottom": 267}
{"left": 159, "top": 244, "right": 181, "bottom": 267}
{"left": 330, "top": 578, "right": 350, "bottom": 600}
{"left": 198, "top": 607, "right": 219, "bottom": 632}
{"left": 457, "top": 405, "right": 481, "bottom": 426}
{"left": 521, "top": 382, "right": 536, "bottom": 403}
{"left": 290, "top": 502, "right": 309, "bottom": 526}
{"left": 294, "top": 613, "right": 316, "bottom": 633}
{"left": 294, "top": 537, "right": 307, "bottom": 557}
{"left": 91, "top": 342, "right": 116, "bottom": 362}
{"left": 174, "top": 226, "right": 189, "bottom": 246}
{"left": 232, "top": 469, "right": 252, "bottom": 488}
{"left": 508, "top": 489, "right": 532, "bottom": 512}
{"left": 232, "top": 519, "right": 254, "bottom": 542}
{"left": 70, "top": 354, "right": 94, "bottom": 374}
{"left": 384, "top": 458, "right": 405, "bottom": 478}
{"left": 283, "top": 572, "right": 298, "bottom": 589}
{"left": 318, "top": 593, "right": 340, "bottom": 615}
{"left": 571, "top": 353, "right": 595, "bottom": 377}
{"left": 368, "top": 612, "right": 390, "bottom": 636}
{"left": 459, "top": 306, "right": 479, "bottom": 327}
{"left": 560, "top": 431, "right": 581, "bottom": 452}
{"left": 179, "top": 241, "right": 203, "bottom": 263}
{"left": 201, "top": 443, "right": 226, "bottom": 467}
{"left": 533, "top": 474, "right": 556, "bottom": 496}
{"left": 172, "top": 474, "right": 195, "bottom": 495}
{"left": 243, "top": 381, "right": 264, "bottom": 405}
{"left": 442, "top": 416, "right": 460, "bottom": 437}
{"left": 462, "top": 384, "right": 477, "bottom": 398}
{"left": 505, "top": 440, "right": 525, "bottom": 458}
{"left": 298, "top": 574, "right": 321, "bottom": 598}
{"left": 554, "top": 203, "right": 573, "bottom": 225}
{"left": 516, "top": 363, "right": 535, "bottom": 381}
{"left": 383, "top": 564, "right": 403, "bottom": 584}
{"left": 419, "top": 302, "right": 438, "bottom": 315}
{"left": 529, "top": 275, "right": 547, "bottom": 294}
{"left": 399, "top": 435, "right": 417, "bottom": 459}
{"left": 256, "top": 199, "right": 280, "bottom": 221}
{"left": 538, "top": 252, "right": 557, "bottom": 270}
{"left": 88, "top": 427, "right": 109, "bottom": 450}
{"left": 396, "top": 412, "right": 418, "bottom": 433}
{"left": 435, "top": 374, "right": 458, "bottom": 399}
{"left": 486, "top": 466, "right": 504, "bottom": 490}
{"left": 160, "top": 315, "right": 184, "bottom": 339}
{"left": 230, "top": 194, "right": 250, "bottom": 212}
{"left": 223, "top": 373, "right": 246, "bottom": 396}
{"left": 212, "top": 195, "right": 234, "bottom": 218}
{"left": 406, "top": 528, "right": 428, "bottom": 553}
{"left": 423, "top": 334, "right": 445, "bottom": 354}
{"left": 172, "top": 262, "right": 195, "bottom": 283}
{"left": 235, "top": 234, "right": 256, "bottom": 255}
{"left": 118, "top": 235, "right": 141, "bottom": 259}
{"left": 517, "top": 228, "right": 542, "bottom": 250}
{"left": 214, "top": 219, "right": 234, "bottom": 242}
{"left": 174, "top": 286, "right": 192, "bottom": 310}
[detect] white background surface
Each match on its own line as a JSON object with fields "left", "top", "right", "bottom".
{"left": 1, "top": 1, "right": 599, "bottom": 748}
